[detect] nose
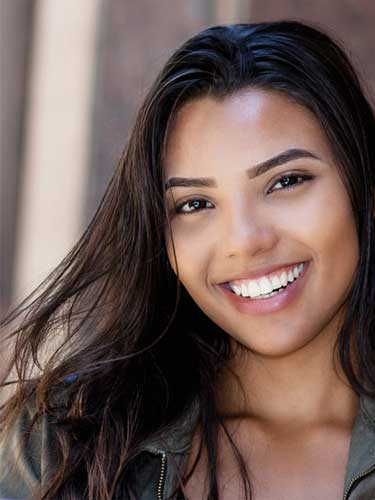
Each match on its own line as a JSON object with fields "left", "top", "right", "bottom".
{"left": 221, "top": 200, "right": 278, "bottom": 259}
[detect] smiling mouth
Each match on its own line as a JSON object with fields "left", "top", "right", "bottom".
{"left": 221, "top": 261, "right": 308, "bottom": 300}
{"left": 217, "top": 260, "right": 311, "bottom": 315}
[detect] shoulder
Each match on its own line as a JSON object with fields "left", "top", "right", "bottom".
{"left": 0, "top": 390, "right": 199, "bottom": 499}
{"left": 0, "top": 394, "right": 155, "bottom": 499}
{"left": 0, "top": 395, "right": 59, "bottom": 499}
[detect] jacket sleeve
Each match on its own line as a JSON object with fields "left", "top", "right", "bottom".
{"left": 0, "top": 401, "right": 50, "bottom": 500}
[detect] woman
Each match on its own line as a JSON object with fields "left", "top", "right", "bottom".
{"left": 1, "top": 20, "right": 375, "bottom": 500}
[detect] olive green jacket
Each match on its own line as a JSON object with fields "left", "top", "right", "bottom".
{"left": 0, "top": 394, "right": 374, "bottom": 499}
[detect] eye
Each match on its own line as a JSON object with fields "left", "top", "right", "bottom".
{"left": 171, "top": 173, "right": 314, "bottom": 216}
{"left": 268, "top": 173, "right": 314, "bottom": 194}
{"left": 173, "top": 198, "right": 214, "bottom": 215}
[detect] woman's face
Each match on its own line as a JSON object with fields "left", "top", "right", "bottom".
{"left": 164, "top": 89, "right": 359, "bottom": 357}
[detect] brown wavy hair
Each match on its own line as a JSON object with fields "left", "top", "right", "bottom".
{"left": 1, "top": 20, "right": 375, "bottom": 499}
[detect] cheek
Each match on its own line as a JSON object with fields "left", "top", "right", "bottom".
{"left": 293, "top": 180, "right": 359, "bottom": 296}
{"left": 322, "top": 203, "right": 359, "bottom": 297}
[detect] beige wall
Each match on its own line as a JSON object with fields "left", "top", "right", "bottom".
{"left": 13, "top": 0, "right": 101, "bottom": 303}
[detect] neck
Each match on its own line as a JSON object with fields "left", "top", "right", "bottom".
{"left": 216, "top": 323, "right": 359, "bottom": 431}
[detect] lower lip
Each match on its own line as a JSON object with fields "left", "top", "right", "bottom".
{"left": 218, "top": 261, "right": 311, "bottom": 316}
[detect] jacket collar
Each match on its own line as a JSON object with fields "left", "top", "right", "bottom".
{"left": 142, "top": 398, "right": 200, "bottom": 455}
{"left": 343, "top": 392, "right": 375, "bottom": 495}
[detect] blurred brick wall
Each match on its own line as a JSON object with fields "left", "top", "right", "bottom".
{"left": 0, "top": 0, "right": 34, "bottom": 317}
{"left": 250, "top": 0, "right": 375, "bottom": 96}
{"left": 86, "top": 0, "right": 213, "bottom": 219}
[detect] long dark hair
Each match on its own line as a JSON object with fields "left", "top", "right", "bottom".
{"left": 1, "top": 20, "right": 375, "bottom": 500}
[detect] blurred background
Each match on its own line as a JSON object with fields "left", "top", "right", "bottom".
{"left": 1, "top": 0, "right": 375, "bottom": 320}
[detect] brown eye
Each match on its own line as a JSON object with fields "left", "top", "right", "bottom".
{"left": 269, "top": 173, "right": 314, "bottom": 193}
{"left": 175, "top": 199, "right": 214, "bottom": 215}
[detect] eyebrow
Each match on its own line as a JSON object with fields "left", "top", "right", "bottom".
{"left": 164, "top": 148, "right": 321, "bottom": 191}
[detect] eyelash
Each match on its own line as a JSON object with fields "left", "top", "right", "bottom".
{"left": 172, "top": 173, "right": 314, "bottom": 216}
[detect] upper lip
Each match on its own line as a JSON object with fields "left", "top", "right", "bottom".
{"left": 218, "top": 260, "right": 307, "bottom": 284}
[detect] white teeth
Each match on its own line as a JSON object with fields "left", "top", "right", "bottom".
{"left": 259, "top": 277, "right": 273, "bottom": 295}
{"left": 248, "top": 281, "right": 261, "bottom": 298}
{"left": 228, "top": 262, "right": 306, "bottom": 298}
{"left": 271, "top": 275, "right": 282, "bottom": 289}
{"left": 280, "top": 271, "right": 288, "bottom": 287}
{"left": 253, "top": 289, "right": 280, "bottom": 299}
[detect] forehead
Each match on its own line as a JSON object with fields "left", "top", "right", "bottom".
{"left": 164, "top": 88, "right": 336, "bottom": 177}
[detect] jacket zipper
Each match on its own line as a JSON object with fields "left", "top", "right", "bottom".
{"left": 343, "top": 464, "right": 375, "bottom": 499}
{"left": 157, "top": 451, "right": 167, "bottom": 500}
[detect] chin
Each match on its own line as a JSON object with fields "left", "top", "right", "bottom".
{"left": 228, "top": 327, "right": 320, "bottom": 359}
